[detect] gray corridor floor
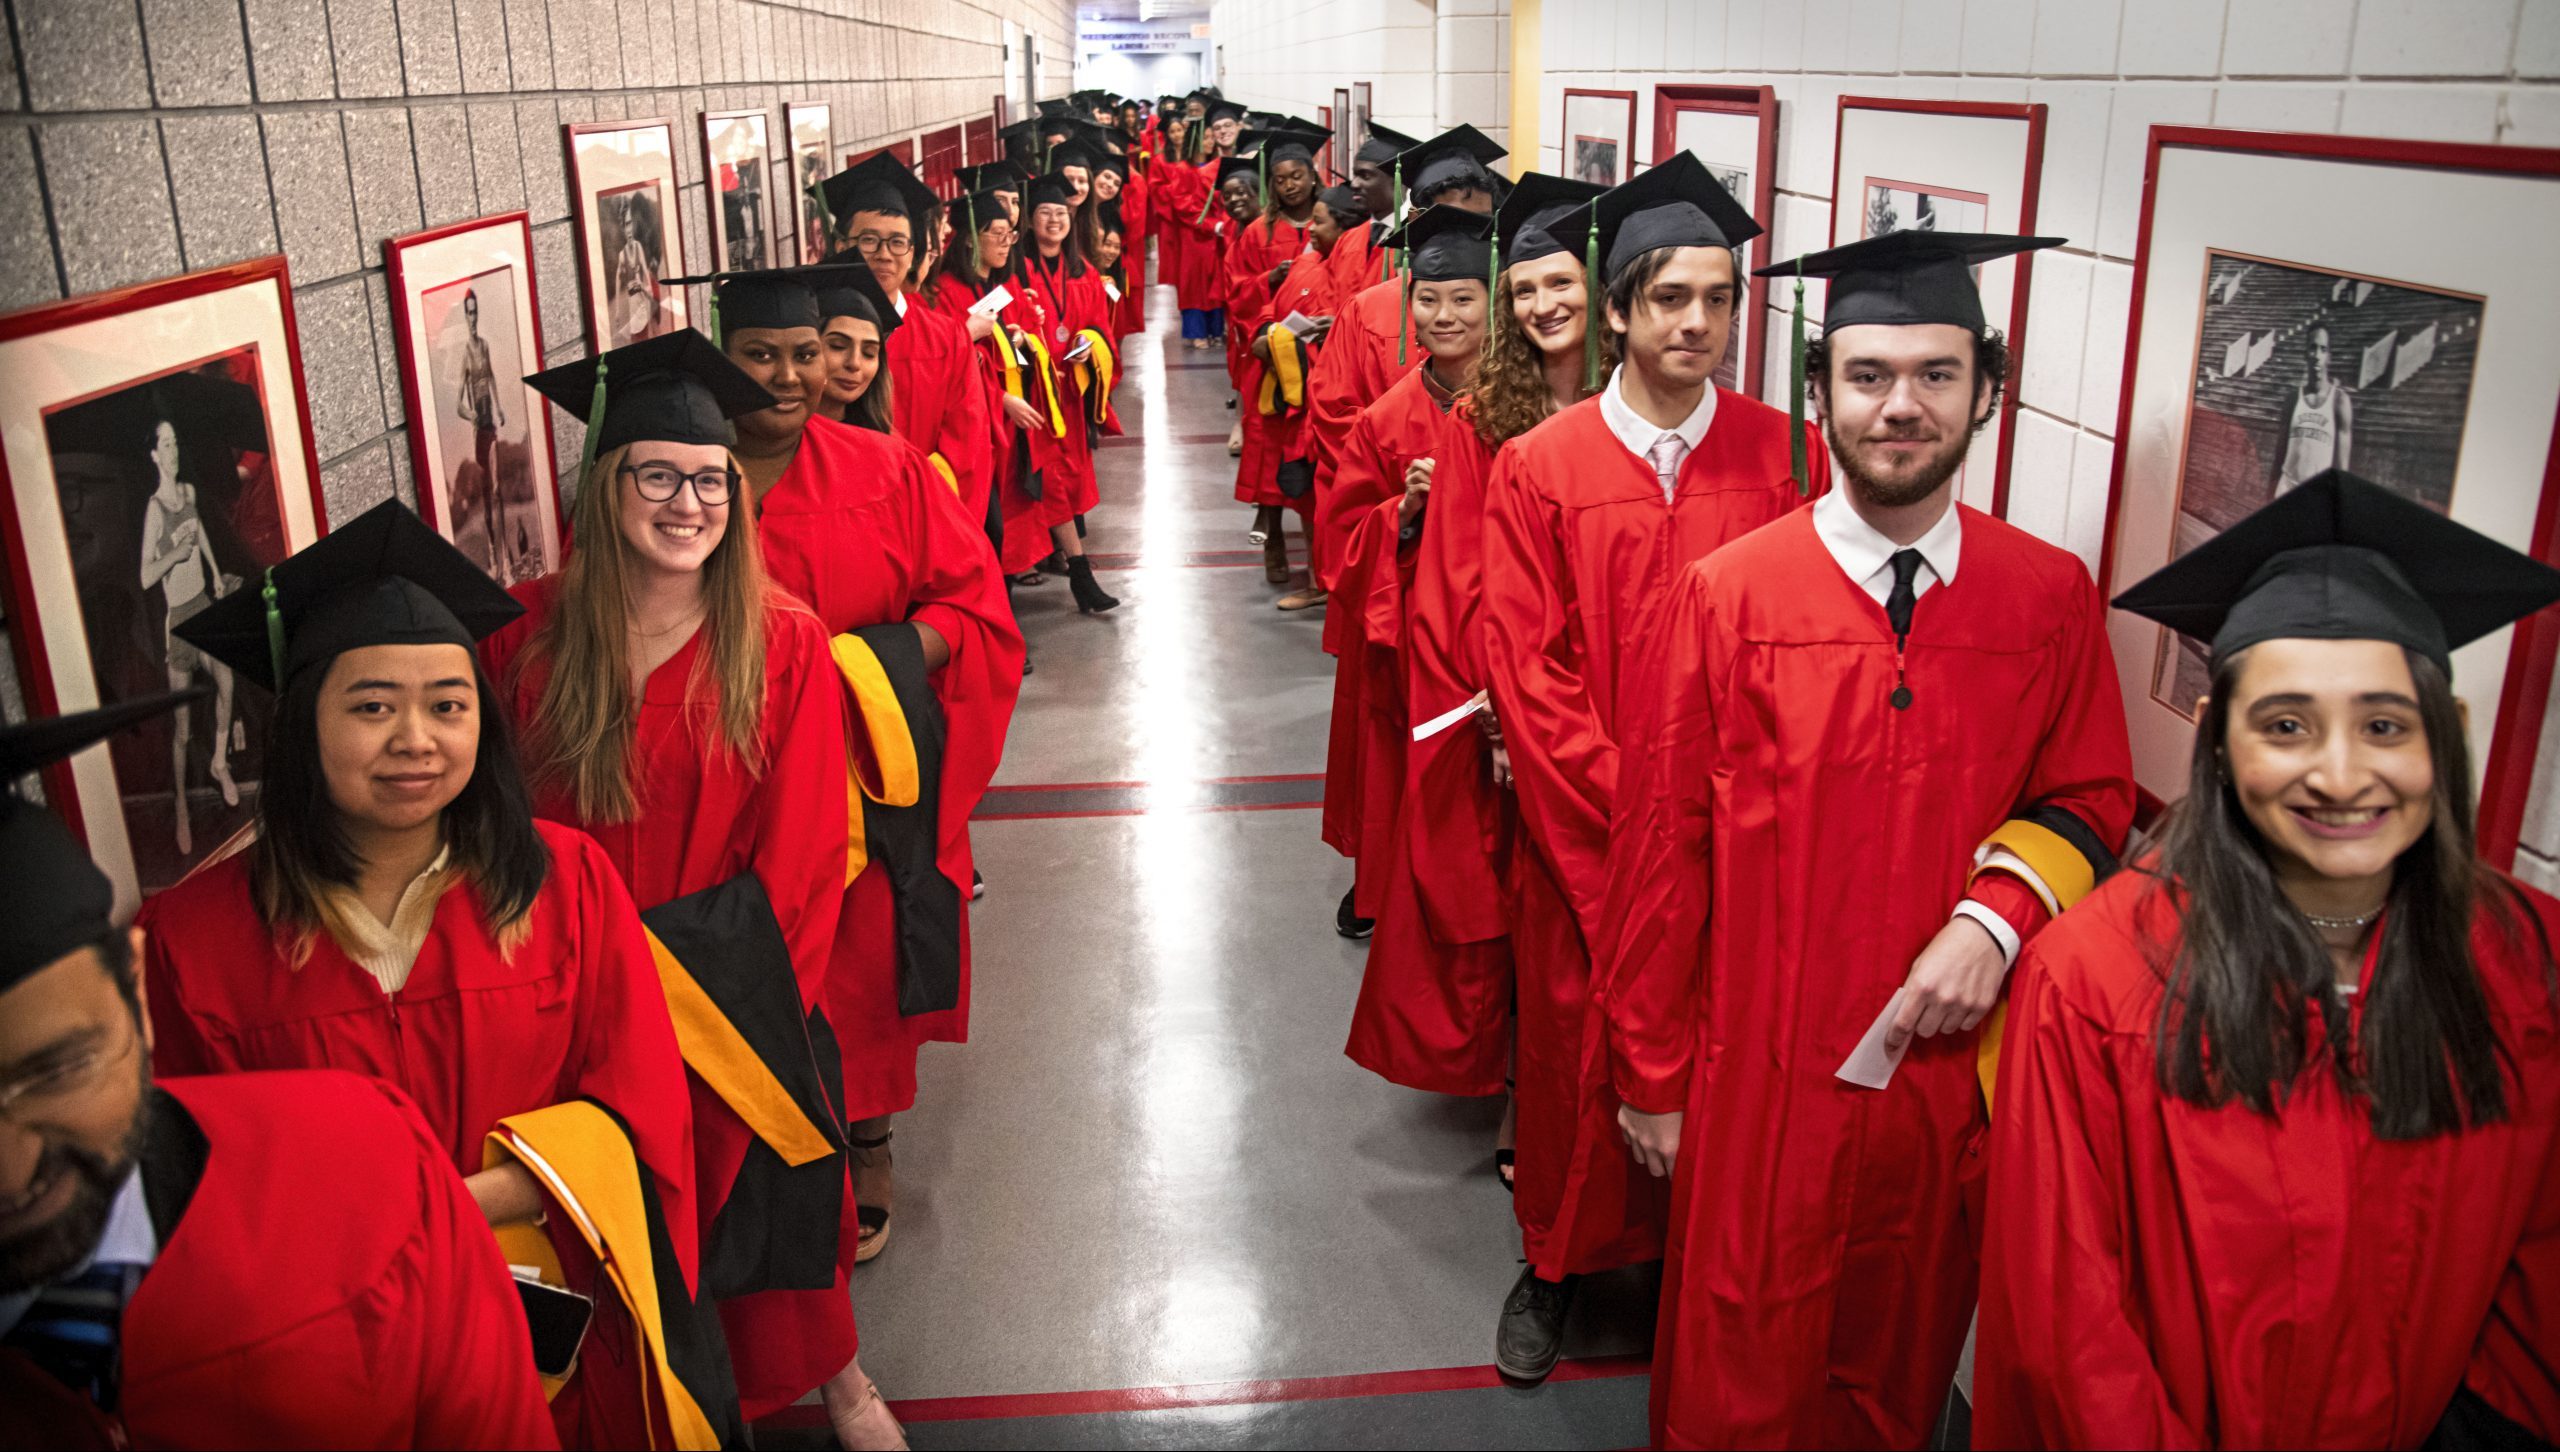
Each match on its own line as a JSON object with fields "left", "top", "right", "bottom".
{"left": 792, "top": 272, "right": 1656, "bottom": 1448}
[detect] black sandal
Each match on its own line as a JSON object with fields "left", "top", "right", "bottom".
{"left": 849, "top": 1129, "right": 893, "bottom": 1264}
{"left": 1495, "top": 1149, "right": 1516, "bottom": 1193}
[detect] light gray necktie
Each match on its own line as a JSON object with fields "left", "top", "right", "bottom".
{"left": 1647, "top": 432, "right": 1687, "bottom": 501}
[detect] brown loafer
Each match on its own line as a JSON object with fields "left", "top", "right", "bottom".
{"left": 1276, "top": 585, "right": 1328, "bottom": 611}
{"left": 1263, "top": 536, "right": 1291, "bottom": 584}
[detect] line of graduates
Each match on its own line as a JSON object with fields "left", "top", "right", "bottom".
{"left": 1315, "top": 117, "right": 2560, "bottom": 1449}
{"left": 0, "top": 132, "right": 1142, "bottom": 1448}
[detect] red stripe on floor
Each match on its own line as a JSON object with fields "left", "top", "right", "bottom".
{"left": 757, "top": 1355, "right": 1649, "bottom": 1428}
{"left": 975, "top": 800, "right": 1319, "bottom": 822}
{"left": 983, "top": 772, "right": 1324, "bottom": 794}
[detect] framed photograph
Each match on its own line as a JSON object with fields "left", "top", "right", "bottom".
{"left": 2098, "top": 127, "right": 2560, "bottom": 863}
{"left": 1654, "top": 84, "right": 1779, "bottom": 400}
{"left": 1332, "top": 87, "right": 1351, "bottom": 179}
{"left": 1318, "top": 105, "right": 1334, "bottom": 182}
{"left": 1351, "top": 82, "right": 1372, "bottom": 165}
{"left": 565, "top": 116, "right": 689, "bottom": 351}
{"left": 701, "top": 109, "right": 778, "bottom": 274}
{"left": 1562, "top": 89, "right": 1637, "bottom": 187}
{"left": 785, "top": 102, "right": 834, "bottom": 264}
{"left": 1828, "top": 97, "right": 2047, "bottom": 518}
{"left": 0, "top": 256, "right": 328, "bottom": 910}
{"left": 383, "top": 212, "right": 562, "bottom": 590}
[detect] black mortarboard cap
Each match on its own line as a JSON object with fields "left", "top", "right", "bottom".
{"left": 1214, "top": 154, "right": 1263, "bottom": 193}
{"left": 809, "top": 263, "right": 901, "bottom": 343}
{"left": 1025, "top": 172, "right": 1077, "bottom": 212}
{"left": 1394, "top": 125, "right": 1507, "bottom": 200}
{"left": 1583, "top": 152, "right": 1761, "bottom": 283}
{"left": 1202, "top": 99, "right": 1247, "bottom": 126}
{"left": 2113, "top": 470, "right": 2560, "bottom": 674}
{"left": 1092, "top": 149, "right": 1129, "bottom": 178}
{"left": 661, "top": 265, "right": 820, "bottom": 333}
{"left": 998, "top": 118, "right": 1046, "bottom": 147}
{"left": 175, "top": 500, "right": 525, "bottom": 695}
{"left": 1245, "top": 109, "right": 1287, "bottom": 128}
{"left": 0, "top": 689, "right": 202, "bottom": 989}
{"left": 1047, "top": 141, "right": 1100, "bottom": 175}
{"left": 1036, "top": 98, "right": 1077, "bottom": 120}
{"left": 1385, "top": 204, "right": 1495, "bottom": 283}
{"left": 1095, "top": 198, "right": 1125, "bottom": 235}
{"left": 1496, "top": 171, "right": 1606, "bottom": 268}
{"left": 954, "top": 188, "right": 1014, "bottom": 235}
{"left": 821, "top": 151, "right": 938, "bottom": 225}
{"left": 1240, "top": 126, "right": 1329, "bottom": 165}
{"left": 1356, "top": 122, "right": 1419, "bottom": 167}
{"left": 524, "top": 328, "right": 776, "bottom": 456}
{"left": 1316, "top": 184, "right": 1370, "bottom": 223}
{"left": 954, "top": 161, "right": 1029, "bottom": 194}
{"left": 1753, "top": 228, "right": 2061, "bottom": 334}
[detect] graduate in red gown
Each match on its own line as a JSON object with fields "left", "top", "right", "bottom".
{"left": 1261, "top": 185, "right": 1368, "bottom": 611}
{"left": 1345, "top": 176, "right": 1606, "bottom": 1172}
{"left": 930, "top": 189, "right": 1068, "bottom": 584}
{"left": 1323, "top": 204, "right": 1491, "bottom": 984}
{"left": 1091, "top": 198, "right": 1141, "bottom": 341}
{"left": 1308, "top": 127, "right": 1504, "bottom": 607}
{"left": 1171, "top": 100, "right": 1244, "bottom": 349}
{"left": 1092, "top": 153, "right": 1147, "bottom": 338}
{"left": 143, "top": 504, "right": 718, "bottom": 1449}
{"left": 1016, "top": 168, "right": 1125, "bottom": 614}
{"left": 0, "top": 694, "right": 559, "bottom": 1451}
{"left": 1225, "top": 128, "right": 1327, "bottom": 572}
{"left": 1977, "top": 472, "right": 2560, "bottom": 1450}
{"left": 497, "top": 335, "right": 905, "bottom": 1449}
{"left": 1324, "top": 123, "right": 1415, "bottom": 299}
{"left": 716, "top": 265, "right": 1023, "bottom": 1263}
{"left": 1480, "top": 156, "right": 1823, "bottom": 1386}
{"left": 822, "top": 156, "right": 993, "bottom": 529}
{"left": 1597, "top": 225, "right": 2132, "bottom": 1447}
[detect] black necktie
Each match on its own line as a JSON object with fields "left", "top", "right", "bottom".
{"left": 1884, "top": 548, "right": 1924, "bottom": 639}
{"left": 1884, "top": 549, "right": 1923, "bottom": 710}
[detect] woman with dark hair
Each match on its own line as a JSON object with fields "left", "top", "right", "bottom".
{"left": 1223, "top": 130, "right": 1325, "bottom": 577}
{"left": 1344, "top": 176, "right": 1608, "bottom": 1183}
{"left": 1016, "top": 171, "right": 1122, "bottom": 613}
{"left": 932, "top": 189, "right": 1064, "bottom": 589}
{"left": 1976, "top": 471, "right": 2560, "bottom": 1449}
{"left": 498, "top": 335, "right": 912, "bottom": 1449}
{"left": 139, "top": 501, "right": 712, "bottom": 1449}
{"left": 1093, "top": 150, "right": 1150, "bottom": 338}
{"left": 712, "top": 265, "right": 1024, "bottom": 1270}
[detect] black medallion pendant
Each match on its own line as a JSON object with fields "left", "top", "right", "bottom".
{"left": 1891, "top": 684, "right": 1912, "bottom": 710}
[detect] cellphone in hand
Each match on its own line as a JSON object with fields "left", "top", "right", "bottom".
{"left": 515, "top": 1275, "right": 596, "bottom": 1378}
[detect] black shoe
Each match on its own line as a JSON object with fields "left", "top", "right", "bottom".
{"left": 1065, "top": 555, "right": 1120, "bottom": 613}
{"left": 1495, "top": 1267, "right": 1578, "bottom": 1384}
{"left": 971, "top": 869, "right": 987, "bottom": 901}
{"left": 1335, "top": 888, "right": 1374, "bottom": 939}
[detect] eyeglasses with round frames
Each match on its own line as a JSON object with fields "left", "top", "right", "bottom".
{"left": 621, "top": 462, "right": 737, "bottom": 505}
{"left": 0, "top": 1026, "right": 138, "bottom": 1125}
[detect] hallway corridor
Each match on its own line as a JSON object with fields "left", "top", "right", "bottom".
{"left": 822, "top": 274, "right": 1657, "bottom": 1448}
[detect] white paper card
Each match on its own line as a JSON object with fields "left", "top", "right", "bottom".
{"left": 1279, "top": 311, "right": 1320, "bottom": 335}
{"left": 969, "top": 285, "right": 1014, "bottom": 316}
{"left": 1103, "top": 281, "right": 1122, "bottom": 303}
{"left": 1412, "top": 689, "right": 1489, "bottom": 743}
{"left": 1835, "top": 988, "right": 1912, "bottom": 1090}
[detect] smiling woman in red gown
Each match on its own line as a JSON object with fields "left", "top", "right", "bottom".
{"left": 1977, "top": 472, "right": 2560, "bottom": 1450}
{"left": 497, "top": 333, "right": 904, "bottom": 1449}
{"left": 142, "top": 502, "right": 711, "bottom": 1449}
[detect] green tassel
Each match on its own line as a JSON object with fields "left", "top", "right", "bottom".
{"left": 709, "top": 288, "right": 722, "bottom": 350}
{"left": 1397, "top": 269, "right": 1413, "bottom": 366}
{"left": 260, "top": 568, "right": 286, "bottom": 687}
{"left": 1488, "top": 215, "right": 1500, "bottom": 297}
{"left": 965, "top": 196, "right": 980, "bottom": 273}
{"left": 1258, "top": 151, "right": 1269, "bottom": 214}
{"left": 808, "top": 181, "right": 834, "bottom": 259}
{"left": 1583, "top": 222, "right": 1602, "bottom": 393}
{"left": 580, "top": 357, "right": 610, "bottom": 483}
{"left": 1789, "top": 260, "right": 1809, "bottom": 497}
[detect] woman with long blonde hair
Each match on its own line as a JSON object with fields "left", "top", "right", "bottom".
{"left": 495, "top": 333, "right": 908, "bottom": 1449}
{"left": 1344, "top": 177, "right": 1612, "bottom": 1196}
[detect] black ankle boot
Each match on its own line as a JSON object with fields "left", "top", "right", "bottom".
{"left": 1065, "top": 555, "right": 1120, "bottom": 613}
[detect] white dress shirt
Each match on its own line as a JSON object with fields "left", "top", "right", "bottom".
{"left": 0, "top": 1169, "right": 156, "bottom": 1337}
{"left": 1598, "top": 366, "right": 1717, "bottom": 500}
{"left": 1807, "top": 488, "right": 2024, "bottom": 968}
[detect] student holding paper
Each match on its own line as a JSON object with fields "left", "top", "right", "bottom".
{"left": 1595, "top": 226, "right": 2133, "bottom": 1447}
{"left": 1975, "top": 473, "right": 2560, "bottom": 1450}
{"left": 930, "top": 187, "right": 1061, "bottom": 586}
{"left": 1224, "top": 125, "right": 1328, "bottom": 571}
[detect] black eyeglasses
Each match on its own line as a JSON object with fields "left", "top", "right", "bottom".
{"left": 621, "top": 462, "right": 737, "bottom": 505}
{"left": 847, "top": 232, "right": 914, "bottom": 257}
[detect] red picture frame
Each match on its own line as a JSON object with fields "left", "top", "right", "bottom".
{"left": 919, "top": 124, "right": 965, "bottom": 198}
{"left": 846, "top": 138, "right": 917, "bottom": 171}
{"left": 1654, "top": 83, "right": 1779, "bottom": 401}
{"left": 382, "top": 211, "right": 564, "bottom": 590}
{"left": 1332, "top": 86, "right": 1352, "bottom": 179}
{"left": 1317, "top": 105, "right": 1334, "bottom": 182}
{"left": 2095, "top": 126, "right": 2560, "bottom": 861}
{"left": 964, "top": 112, "right": 994, "bottom": 168}
{"left": 0, "top": 254, "right": 330, "bottom": 904}
{"left": 1828, "top": 96, "right": 2046, "bottom": 518}
{"left": 1560, "top": 88, "right": 1638, "bottom": 186}
{"left": 564, "top": 116, "right": 690, "bottom": 351}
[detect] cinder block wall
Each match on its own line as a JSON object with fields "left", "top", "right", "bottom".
{"left": 0, "top": 0, "right": 1073, "bottom": 745}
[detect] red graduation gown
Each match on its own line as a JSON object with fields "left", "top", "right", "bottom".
{"left": 1016, "top": 249, "right": 1117, "bottom": 522}
{"left": 1306, "top": 276, "right": 1412, "bottom": 590}
{"left": 1117, "top": 170, "right": 1153, "bottom": 331}
{"left": 928, "top": 271, "right": 1065, "bottom": 576}
{"left": 1318, "top": 491, "right": 1412, "bottom": 908}
{"left": 139, "top": 822, "right": 696, "bottom": 1449}
{"left": 1229, "top": 223, "right": 1327, "bottom": 510}
{"left": 1168, "top": 161, "right": 1228, "bottom": 313}
{"left": 886, "top": 293, "right": 994, "bottom": 526}
{"left": 49, "top": 1070, "right": 560, "bottom": 1450}
{"left": 1327, "top": 218, "right": 1391, "bottom": 297}
{"left": 483, "top": 581, "right": 854, "bottom": 1421}
{"left": 1318, "top": 361, "right": 1449, "bottom": 662}
{"left": 1343, "top": 406, "right": 1515, "bottom": 1095}
{"left": 757, "top": 415, "right": 1025, "bottom": 1117}
{"left": 1974, "top": 871, "right": 2560, "bottom": 1450}
{"left": 1598, "top": 505, "right": 2134, "bottom": 1448}
{"left": 1482, "top": 390, "right": 1822, "bottom": 1287}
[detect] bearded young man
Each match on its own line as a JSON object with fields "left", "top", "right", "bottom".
{"left": 1597, "top": 229, "right": 2135, "bottom": 1449}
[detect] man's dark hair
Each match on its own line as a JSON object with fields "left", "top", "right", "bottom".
{"left": 1804, "top": 329, "right": 2013, "bottom": 432}
{"left": 1603, "top": 246, "right": 1745, "bottom": 335}
{"left": 90, "top": 926, "right": 139, "bottom": 1014}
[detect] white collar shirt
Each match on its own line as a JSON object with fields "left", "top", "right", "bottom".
{"left": 1812, "top": 485, "right": 1963, "bottom": 607}
{"left": 1598, "top": 366, "right": 1716, "bottom": 501}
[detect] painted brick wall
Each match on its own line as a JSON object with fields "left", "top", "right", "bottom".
{"left": 0, "top": 0, "right": 1074, "bottom": 742}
